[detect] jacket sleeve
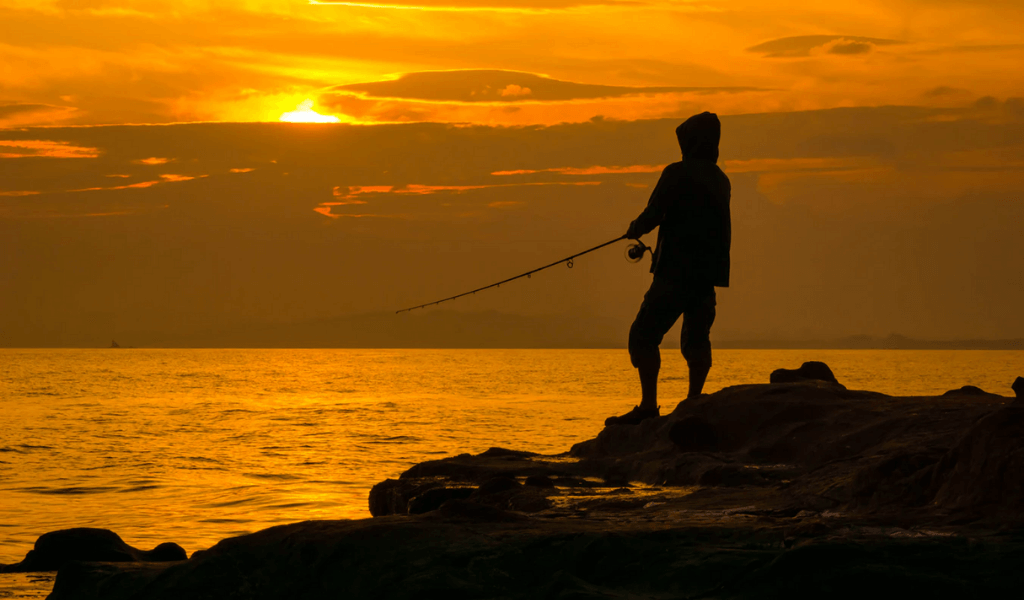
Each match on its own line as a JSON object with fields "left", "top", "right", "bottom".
{"left": 627, "top": 165, "right": 675, "bottom": 238}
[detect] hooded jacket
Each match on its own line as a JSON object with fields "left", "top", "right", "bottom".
{"left": 627, "top": 112, "right": 731, "bottom": 287}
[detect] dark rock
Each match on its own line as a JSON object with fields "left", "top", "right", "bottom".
{"left": 931, "top": 405, "right": 1024, "bottom": 512}
{"left": 669, "top": 415, "right": 718, "bottom": 452}
{"left": 941, "top": 385, "right": 999, "bottom": 397}
{"left": 478, "top": 447, "right": 538, "bottom": 458}
{"left": 0, "top": 528, "right": 185, "bottom": 573}
{"left": 49, "top": 561, "right": 175, "bottom": 600}
{"left": 436, "top": 499, "right": 527, "bottom": 522}
{"left": 848, "top": 450, "right": 944, "bottom": 509}
{"left": 1013, "top": 377, "right": 1024, "bottom": 399}
{"left": 697, "top": 464, "right": 767, "bottom": 487}
{"left": 407, "top": 487, "right": 475, "bottom": 514}
{"left": 550, "top": 477, "right": 597, "bottom": 488}
{"left": 53, "top": 517, "right": 1024, "bottom": 600}
{"left": 770, "top": 361, "right": 841, "bottom": 386}
{"left": 474, "top": 475, "right": 522, "bottom": 496}
{"left": 401, "top": 451, "right": 558, "bottom": 480}
{"left": 369, "top": 478, "right": 454, "bottom": 517}
{"left": 784, "top": 520, "right": 831, "bottom": 538}
{"left": 147, "top": 543, "right": 185, "bottom": 561}
{"left": 45, "top": 381, "right": 1024, "bottom": 599}
{"left": 507, "top": 492, "right": 553, "bottom": 513}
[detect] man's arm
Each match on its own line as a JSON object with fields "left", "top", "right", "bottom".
{"left": 625, "top": 165, "right": 675, "bottom": 239}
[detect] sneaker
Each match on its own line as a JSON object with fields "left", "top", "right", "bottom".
{"left": 604, "top": 405, "right": 660, "bottom": 426}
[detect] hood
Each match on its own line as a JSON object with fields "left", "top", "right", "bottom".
{"left": 675, "top": 112, "right": 720, "bottom": 163}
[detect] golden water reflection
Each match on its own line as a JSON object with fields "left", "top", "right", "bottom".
{"left": 1, "top": 348, "right": 1021, "bottom": 567}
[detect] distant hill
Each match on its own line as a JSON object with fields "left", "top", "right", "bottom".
{"left": 5, "top": 310, "right": 1023, "bottom": 349}
{"left": 716, "top": 334, "right": 1024, "bottom": 350}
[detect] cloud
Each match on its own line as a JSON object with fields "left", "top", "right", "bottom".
{"left": 499, "top": 84, "right": 531, "bottom": 97}
{"left": 923, "top": 86, "right": 970, "bottom": 98}
{"left": 827, "top": 41, "right": 873, "bottom": 55}
{"left": 0, "top": 140, "right": 99, "bottom": 159}
{"left": 491, "top": 164, "right": 663, "bottom": 176}
{"left": 2, "top": 0, "right": 1022, "bottom": 130}
{"left": 747, "top": 36, "right": 901, "bottom": 58}
{"left": 325, "top": 70, "right": 756, "bottom": 104}
{"left": 157, "top": 174, "right": 196, "bottom": 183}
{"left": 309, "top": 0, "right": 646, "bottom": 13}
{"left": 490, "top": 157, "right": 888, "bottom": 179}
{"left": 0, "top": 102, "right": 75, "bottom": 125}
{"left": 722, "top": 157, "right": 879, "bottom": 173}
{"left": 916, "top": 44, "right": 1024, "bottom": 56}
{"left": 318, "top": 181, "right": 601, "bottom": 217}
{"left": 71, "top": 180, "right": 162, "bottom": 192}
{"left": 134, "top": 157, "right": 172, "bottom": 165}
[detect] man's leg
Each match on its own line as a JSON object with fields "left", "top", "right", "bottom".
{"left": 628, "top": 278, "right": 685, "bottom": 409}
{"left": 638, "top": 362, "right": 659, "bottom": 411}
{"left": 681, "top": 292, "right": 716, "bottom": 398}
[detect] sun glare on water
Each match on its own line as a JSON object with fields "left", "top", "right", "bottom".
{"left": 279, "top": 99, "right": 340, "bottom": 123}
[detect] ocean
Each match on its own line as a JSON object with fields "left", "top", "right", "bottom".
{"left": 1, "top": 348, "right": 1022, "bottom": 596}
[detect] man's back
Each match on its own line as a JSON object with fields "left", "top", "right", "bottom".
{"left": 649, "top": 159, "right": 731, "bottom": 287}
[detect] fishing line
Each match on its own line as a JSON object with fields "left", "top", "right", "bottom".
{"left": 396, "top": 235, "right": 651, "bottom": 313}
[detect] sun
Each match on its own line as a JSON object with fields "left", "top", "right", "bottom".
{"left": 279, "top": 99, "right": 341, "bottom": 123}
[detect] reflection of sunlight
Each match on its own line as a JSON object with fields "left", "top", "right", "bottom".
{"left": 279, "top": 99, "right": 341, "bottom": 123}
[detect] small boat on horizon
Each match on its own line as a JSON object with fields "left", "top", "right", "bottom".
{"left": 110, "top": 340, "right": 121, "bottom": 348}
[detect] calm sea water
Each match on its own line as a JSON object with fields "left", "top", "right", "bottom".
{"left": 1, "top": 348, "right": 1021, "bottom": 594}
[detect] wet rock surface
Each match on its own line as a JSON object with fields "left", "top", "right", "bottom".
{"left": 44, "top": 365, "right": 1024, "bottom": 598}
{"left": 0, "top": 528, "right": 185, "bottom": 573}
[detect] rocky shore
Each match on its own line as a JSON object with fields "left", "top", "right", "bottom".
{"left": 8, "top": 364, "right": 1024, "bottom": 599}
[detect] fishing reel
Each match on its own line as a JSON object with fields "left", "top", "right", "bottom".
{"left": 625, "top": 240, "right": 652, "bottom": 263}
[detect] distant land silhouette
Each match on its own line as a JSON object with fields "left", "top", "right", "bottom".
{"left": 3, "top": 312, "right": 1021, "bottom": 349}
{"left": 717, "top": 334, "right": 1024, "bottom": 351}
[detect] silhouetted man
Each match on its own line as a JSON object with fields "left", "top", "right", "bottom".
{"left": 606, "top": 112, "right": 731, "bottom": 426}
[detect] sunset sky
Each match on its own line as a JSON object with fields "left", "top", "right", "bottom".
{"left": 2, "top": 0, "right": 1023, "bottom": 346}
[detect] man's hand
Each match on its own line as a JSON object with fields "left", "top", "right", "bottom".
{"left": 625, "top": 220, "right": 641, "bottom": 240}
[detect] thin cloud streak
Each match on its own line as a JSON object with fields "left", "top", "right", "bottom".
{"left": 319, "top": 180, "right": 601, "bottom": 216}
{"left": 308, "top": 0, "right": 647, "bottom": 14}
{"left": 491, "top": 164, "right": 664, "bottom": 175}
{"left": 0, "top": 140, "right": 100, "bottom": 159}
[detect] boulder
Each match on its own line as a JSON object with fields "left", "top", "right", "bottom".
{"left": 941, "top": 385, "right": 1000, "bottom": 397}
{"left": 769, "top": 361, "right": 842, "bottom": 386}
{"left": 368, "top": 478, "right": 455, "bottom": 517}
{"left": 407, "top": 487, "right": 475, "bottom": 514}
{"left": 0, "top": 528, "right": 185, "bottom": 573}
{"left": 930, "top": 405, "right": 1024, "bottom": 513}
{"left": 668, "top": 415, "right": 718, "bottom": 452}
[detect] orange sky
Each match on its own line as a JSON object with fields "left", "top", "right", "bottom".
{"left": 2, "top": 1, "right": 1023, "bottom": 347}
{"left": 2, "top": 0, "right": 1023, "bottom": 126}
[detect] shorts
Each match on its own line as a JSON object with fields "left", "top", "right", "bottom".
{"left": 628, "top": 276, "right": 716, "bottom": 370}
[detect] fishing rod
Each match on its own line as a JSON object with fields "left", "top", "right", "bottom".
{"left": 396, "top": 235, "right": 652, "bottom": 313}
